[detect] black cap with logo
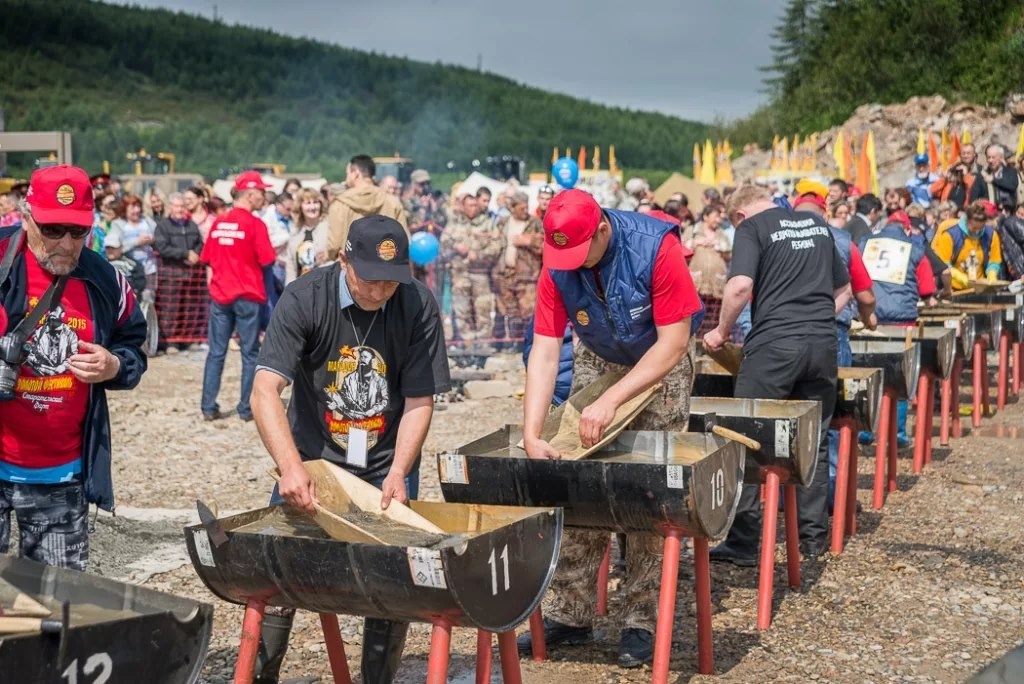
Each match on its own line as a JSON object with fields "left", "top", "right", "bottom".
{"left": 344, "top": 216, "right": 412, "bottom": 284}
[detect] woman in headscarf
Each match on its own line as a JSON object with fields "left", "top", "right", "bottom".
{"left": 154, "top": 193, "right": 207, "bottom": 351}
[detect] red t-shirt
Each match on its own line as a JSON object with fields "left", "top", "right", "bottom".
{"left": 915, "top": 258, "right": 936, "bottom": 297}
{"left": 200, "top": 208, "right": 277, "bottom": 305}
{"left": 0, "top": 250, "right": 93, "bottom": 469}
{"left": 848, "top": 244, "right": 873, "bottom": 293}
{"left": 534, "top": 232, "right": 703, "bottom": 337}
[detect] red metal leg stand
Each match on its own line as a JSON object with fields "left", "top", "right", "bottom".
{"left": 527, "top": 607, "right": 545, "bottom": 662}
{"left": 319, "top": 613, "right": 353, "bottom": 684}
{"left": 952, "top": 358, "right": 963, "bottom": 438}
{"left": 924, "top": 374, "right": 936, "bottom": 465}
{"left": 426, "top": 622, "right": 452, "bottom": 684}
{"left": 757, "top": 470, "right": 781, "bottom": 630}
{"left": 940, "top": 374, "right": 952, "bottom": 446}
{"left": 887, "top": 395, "right": 898, "bottom": 494}
{"left": 845, "top": 423, "right": 859, "bottom": 538}
{"left": 475, "top": 630, "right": 492, "bottom": 684}
{"left": 596, "top": 536, "right": 611, "bottom": 616}
{"left": 973, "top": 339, "right": 986, "bottom": 427}
{"left": 1014, "top": 341, "right": 1022, "bottom": 396}
{"left": 913, "top": 373, "right": 930, "bottom": 474}
{"left": 831, "top": 420, "right": 851, "bottom": 554}
{"left": 873, "top": 392, "right": 892, "bottom": 510}
{"left": 233, "top": 600, "right": 267, "bottom": 684}
{"left": 783, "top": 485, "right": 800, "bottom": 589}
{"left": 693, "top": 536, "right": 714, "bottom": 675}
{"left": 998, "top": 332, "right": 1010, "bottom": 411}
{"left": 652, "top": 528, "right": 682, "bottom": 684}
{"left": 496, "top": 631, "right": 523, "bottom": 684}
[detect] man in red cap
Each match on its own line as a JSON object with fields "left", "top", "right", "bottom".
{"left": 519, "top": 188, "right": 703, "bottom": 668}
{"left": 0, "top": 165, "right": 147, "bottom": 570}
{"left": 200, "top": 170, "right": 276, "bottom": 422}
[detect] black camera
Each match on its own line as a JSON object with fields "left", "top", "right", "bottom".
{"left": 0, "top": 331, "right": 27, "bottom": 402}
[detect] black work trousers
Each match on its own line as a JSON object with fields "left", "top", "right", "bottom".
{"left": 724, "top": 336, "right": 837, "bottom": 554}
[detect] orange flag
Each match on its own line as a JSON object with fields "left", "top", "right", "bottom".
{"left": 846, "top": 134, "right": 856, "bottom": 183}
{"left": 949, "top": 133, "right": 962, "bottom": 168}
{"left": 855, "top": 133, "right": 871, "bottom": 193}
{"left": 578, "top": 146, "right": 587, "bottom": 171}
{"left": 927, "top": 132, "right": 940, "bottom": 174}
{"left": 941, "top": 129, "right": 951, "bottom": 167}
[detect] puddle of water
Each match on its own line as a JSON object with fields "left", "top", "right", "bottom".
{"left": 967, "top": 424, "right": 1024, "bottom": 439}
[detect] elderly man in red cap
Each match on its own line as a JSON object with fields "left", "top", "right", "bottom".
{"left": 0, "top": 165, "right": 147, "bottom": 570}
{"left": 200, "top": 171, "right": 277, "bottom": 422}
{"left": 519, "top": 188, "right": 703, "bottom": 668}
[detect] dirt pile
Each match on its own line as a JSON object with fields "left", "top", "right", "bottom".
{"left": 732, "top": 95, "right": 1023, "bottom": 192}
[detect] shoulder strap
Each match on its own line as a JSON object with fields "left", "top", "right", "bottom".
{"left": 0, "top": 228, "right": 25, "bottom": 288}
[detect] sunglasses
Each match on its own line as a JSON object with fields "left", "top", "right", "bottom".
{"left": 39, "top": 224, "right": 91, "bottom": 240}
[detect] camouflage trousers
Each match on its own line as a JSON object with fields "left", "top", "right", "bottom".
{"left": 0, "top": 480, "right": 89, "bottom": 571}
{"left": 543, "top": 342, "right": 695, "bottom": 633}
{"left": 451, "top": 272, "right": 494, "bottom": 341}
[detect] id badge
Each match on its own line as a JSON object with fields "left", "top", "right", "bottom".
{"left": 347, "top": 428, "right": 369, "bottom": 468}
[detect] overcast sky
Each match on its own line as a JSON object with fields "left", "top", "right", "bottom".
{"left": 108, "top": 0, "right": 783, "bottom": 122}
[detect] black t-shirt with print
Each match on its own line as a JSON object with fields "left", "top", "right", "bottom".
{"left": 728, "top": 207, "right": 850, "bottom": 350}
{"left": 257, "top": 263, "right": 452, "bottom": 480}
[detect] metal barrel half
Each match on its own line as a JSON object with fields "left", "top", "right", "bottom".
{"left": 185, "top": 502, "right": 561, "bottom": 633}
{"left": 438, "top": 427, "right": 744, "bottom": 539}
{"left": 691, "top": 361, "right": 883, "bottom": 433}
{"left": 849, "top": 340, "right": 922, "bottom": 399}
{"left": 926, "top": 305, "right": 1002, "bottom": 341}
{"left": 686, "top": 398, "right": 821, "bottom": 486}
{"left": 955, "top": 294, "right": 1024, "bottom": 342}
{"left": 918, "top": 313, "right": 977, "bottom": 360}
{"left": 854, "top": 326, "right": 956, "bottom": 379}
{"left": 0, "top": 556, "right": 213, "bottom": 684}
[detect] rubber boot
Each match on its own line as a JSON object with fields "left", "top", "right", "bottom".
{"left": 254, "top": 610, "right": 296, "bottom": 684}
{"left": 896, "top": 399, "right": 912, "bottom": 449}
{"left": 360, "top": 618, "right": 409, "bottom": 684}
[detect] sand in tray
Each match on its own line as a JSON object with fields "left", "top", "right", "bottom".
{"left": 234, "top": 507, "right": 444, "bottom": 548}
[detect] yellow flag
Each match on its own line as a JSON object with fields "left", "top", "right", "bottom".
{"left": 609, "top": 145, "right": 617, "bottom": 173}
{"left": 592, "top": 146, "right": 601, "bottom": 171}
{"left": 866, "top": 130, "right": 879, "bottom": 196}
{"left": 789, "top": 134, "right": 800, "bottom": 171}
{"left": 961, "top": 128, "right": 972, "bottom": 145}
{"left": 700, "top": 139, "right": 717, "bottom": 186}
{"left": 833, "top": 131, "right": 846, "bottom": 180}
{"left": 917, "top": 128, "right": 926, "bottom": 155}
{"left": 552, "top": 147, "right": 559, "bottom": 166}
{"left": 716, "top": 141, "right": 733, "bottom": 186}
{"left": 941, "top": 128, "right": 951, "bottom": 167}
{"left": 770, "top": 135, "right": 781, "bottom": 170}
{"left": 693, "top": 142, "right": 702, "bottom": 180}
{"left": 1016, "top": 123, "right": 1024, "bottom": 161}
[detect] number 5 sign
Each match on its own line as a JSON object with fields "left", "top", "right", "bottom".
{"left": 862, "top": 238, "right": 912, "bottom": 285}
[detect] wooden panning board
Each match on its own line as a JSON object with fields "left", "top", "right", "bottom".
{"left": 704, "top": 342, "right": 743, "bottom": 376}
{"left": 538, "top": 371, "right": 661, "bottom": 461}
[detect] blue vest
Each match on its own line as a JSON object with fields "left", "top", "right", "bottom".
{"left": 829, "top": 226, "right": 857, "bottom": 328}
{"left": 863, "top": 224, "right": 924, "bottom": 324}
{"left": 948, "top": 221, "right": 996, "bottom": 270}
{"left": 549, "top": 210, "right": 703, "bottom": 366}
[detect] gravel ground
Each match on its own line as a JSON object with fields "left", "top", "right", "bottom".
{"left": 24, "top": 350, "right": 1024, "bottom": 682}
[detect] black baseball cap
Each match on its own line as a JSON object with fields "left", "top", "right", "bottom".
{"left": 345, "top": 215, "right": 412, "bottom": 284}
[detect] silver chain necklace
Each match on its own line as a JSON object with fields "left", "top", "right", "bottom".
{"left": 346, "top": 307, "right": 379, "bottom": 348}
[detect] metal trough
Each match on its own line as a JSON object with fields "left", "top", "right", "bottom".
{"left": 956, "top": 294, "right": 1024, "bottom": 342}
{"left": 0, "top": 556, "right": 213, "bottom": 684}
{"left": 686, "top": 397, "right": 822, "bottom": 486}
{"left": 691, "top": 360, "right": 883, "bottom": 432}
{"left": 849, "top": 339, "right": 922, "bottom": 399}
{"left": 854, "top": 326, "right": 956, "bottom": 379}
{"left": 917, "top": 313, "right": 977, "bottom": 360}
{"left": 924, "top": 305, "right": 1002, "bottom": 342}
{"left": 185, "top": 502, "right": 561, "bottom": 633}
{"left": 438, "top": 428, "right": 744, "bottom": 539}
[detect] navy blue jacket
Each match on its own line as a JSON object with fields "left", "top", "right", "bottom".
{"left": 829, "top": 225, "right": 857, "bottom": 328}
{"left": 523, "top": 320, "right": 574, "bottom": 406}
{"left": 0, "top": 234, "right": 148, "bottom": 511}
{"left": 549, "top": 210, "right": 701, "bottom": 366}
{"left": 860, "top": 224, "right": 924, "bottom": 325}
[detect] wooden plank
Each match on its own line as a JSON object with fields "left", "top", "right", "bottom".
{"left": 537, "top": 371, "right": 661, "bottom": 461}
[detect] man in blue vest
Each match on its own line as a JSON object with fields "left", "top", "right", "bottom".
{"left": 519, "top": 189, "right": 703, "bottom": 668}
{"left": 859, "top": 210, "right": 936, "bottom": 448}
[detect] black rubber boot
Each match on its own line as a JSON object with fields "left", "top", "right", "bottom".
{"left": 360, "top": 618, "right": 409, "bottom": 684}
{"left": 254, "top": 610, "right": 296, "bottom": 684}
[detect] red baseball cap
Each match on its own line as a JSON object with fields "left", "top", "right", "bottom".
{"left": 888, "top": 210, "right": 912, "bottom": 230}
{"left": 793, "top": 193, "right": 826, "bottom": 211}
{"left": 979, "top": 200, "right": 999, "bottom": 218}
{"left": 543, "top": 189, "right": 602, "bottom": 269}
{"left": 233, "top": 170, "right": 272, "bottom": 191}
{"left": 25, "top": 165, "right": 95, "bottom": 227}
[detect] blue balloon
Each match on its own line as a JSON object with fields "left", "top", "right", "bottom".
{"left": 409, "top": 231, "right": 440, "bottom": 266}
{"left": 552, "top": 157, "right": 579, "bottom": 189}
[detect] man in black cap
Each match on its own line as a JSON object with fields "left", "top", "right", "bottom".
{"left": 249, "top": 215, "right": 451, "bottom": 684}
